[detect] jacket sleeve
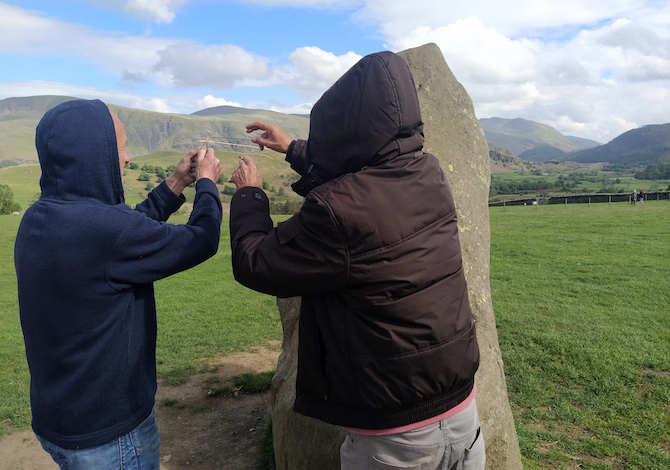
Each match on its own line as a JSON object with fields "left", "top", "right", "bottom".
{"left": 229, "top": 186, "right": 348, "bottom": 298}
{"left": 285, "top": 139, "right": 309, "bottom": 175}
{"left": 107, "top": 178, "right": 222, "bottom": 286}
{"left": 134, "top": 181, "right": 185, "bottom": 222}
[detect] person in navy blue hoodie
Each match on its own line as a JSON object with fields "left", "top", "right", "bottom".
{"left": 14, "top": 99, "right": 223, "bottom": 469}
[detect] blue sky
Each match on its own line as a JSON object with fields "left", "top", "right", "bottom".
{"left": 1, "top": 0, "right": 669, "bottom": 143}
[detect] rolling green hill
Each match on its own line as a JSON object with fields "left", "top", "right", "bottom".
{"left": 481, "top": 116, "right": 670, "bottom": 166}
{"left": 517, "top": 145, "right": 567, "bottom": 161}
{"left": 569, "top": 123, "right": 670, "bottom": 165}
{"left": 0, "top": 95, "right": 80, "bottom": 121}
{"left": 0, "top": 96, "right": 310, "bottom": 162}
{"left": 5, "top": 95, "right": 670, "bottom": 182}
{"left": 480, "top": 117, "right": 600, "bottom": 159}
{"left": 0, "top": 95, "right": 311, "bottom": 209}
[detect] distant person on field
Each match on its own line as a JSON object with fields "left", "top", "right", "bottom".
{"left": 229, "top": 52, "right": 484, "bottom": 470}
{"left": 632, "top": 189, "right": 637, "bottom": 204}
{"left": 15, "top": 99, "right": 222, "bottom": 470}
{"left": 639, "top": 189, "right": 645, "bottom": 203}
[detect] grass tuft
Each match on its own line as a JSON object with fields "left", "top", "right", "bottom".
{"left": 258, "top": 419, "right": 276, "bottom": 470}
{"left": 233, "top": 371, "right": 275, "bottom": 394}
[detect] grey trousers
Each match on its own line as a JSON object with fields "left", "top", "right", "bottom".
{"left": 340, "top": 399, "right": 485, "bottom": 470}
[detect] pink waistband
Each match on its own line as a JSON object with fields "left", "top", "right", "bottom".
{"left": 344, "top": 386, "right": 476, "bottom": 436}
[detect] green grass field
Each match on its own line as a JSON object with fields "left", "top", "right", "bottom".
{"left": 491, "top": 169, "right": 670, "bottom": 198}
{"left": 490, "top": 201, "right": 670, "bottom": 469}
{"left": 1, "top": 199, "right": 669, "bottom": 469}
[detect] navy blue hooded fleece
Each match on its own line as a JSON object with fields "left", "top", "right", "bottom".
{"left": 15, "top": 99, "right": 222, "bottom": 449}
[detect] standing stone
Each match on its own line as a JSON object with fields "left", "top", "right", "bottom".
{"left": 398, "top": 43, "right": 523, "bottom": 469}
{"left": 271, "top": 42, "right": 522, "bottom": 469}
{"left": 271, "top": 297, "right": 345, "bottom": 470}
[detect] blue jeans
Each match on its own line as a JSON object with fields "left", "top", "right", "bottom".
{"left": 36, "top": 410, "right": 160, "bottom": 470}
{"left": 340, "top": 399, "right": 485, "bottom": 470}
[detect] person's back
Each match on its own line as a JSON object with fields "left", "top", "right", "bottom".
{"left": 15, "top": 99, "right": 222, "bottom": 467}
{"left": 231, "top": 52, "right": 484, "bottom": 469}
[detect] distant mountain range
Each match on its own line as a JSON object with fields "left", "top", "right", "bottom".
{"left": 480, "top": 117, "right": 601, "bottom": 158}
{"left": 0, "top": 96, "right": 309, "bottom": 162}
{"left": 568, "top": 123, "right": 670, "bottom": 165}
{"left": 481, "top": 117, "right": 670, "bottom": 165}
{"left": 2, "top": 96, "right": 669, "bottom": 167}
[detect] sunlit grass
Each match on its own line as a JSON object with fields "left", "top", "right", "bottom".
{"left": 490, "top": 201, "right": 670, "bottom": 469}
{"left": 1, "top": 199, "right": 669, "bottom": 470}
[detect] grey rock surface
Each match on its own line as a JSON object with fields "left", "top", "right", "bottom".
{"left": 399, "top": 43, "right": 522, "bottom": 470}
{"left": 271, "top": 42, "right": 523, "bottom": 469}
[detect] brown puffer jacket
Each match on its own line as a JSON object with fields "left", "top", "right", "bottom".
{"left": 230, "top": 51, "right": 479, "bottom": 430}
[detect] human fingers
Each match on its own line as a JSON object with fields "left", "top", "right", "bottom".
{"left": 195, "top": 146, "right": 207, "bottom": 166}
{"left": 247, "top": 124, "right": 270, "bottom": 151}
{"left": 195, "top": 147, "right": 215, "bottom": 180}
{"left": 246, "top": 121, "right": 268, "bottom": 133}
{"left": 190, "top": 146, "right": 203, "bottom": 161}
{"left": 202, "top": 156, "right": 221, "bottom": 182}
{"left": 238, "top": 155, "right": 255, "bottom": 167}
{"left": 184, "top": 147, "right": 199, "bottom": 159}
{"left": 249, "top": 138, "right": 265, "bottom": 151}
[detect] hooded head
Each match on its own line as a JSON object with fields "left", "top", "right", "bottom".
{"left": 35, "top": 99, "right": 125, "bottom": 204}
{"left": 292, "top": 51, "right": 424, "bottom": 196}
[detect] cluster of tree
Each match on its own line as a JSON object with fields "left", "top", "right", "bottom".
{"left": 489, "top": 178, "right": 554, "bottom": 196}
{"left": 0, "top": 184, "right": 21, "bottom": 214}
{"left": 559, "top": 170, "right": 601, "bottom": 184}
{"left": 134, "top": 163, "right": 173, "bottom": 185}
{"left": 490, "top": 170, "right": 626, "bottom": 197}
{"left": 602, "top": 163, "right": 641, "bottom": 173}
{"left": 634, "top": 163, "right": 670, "bottom": 181}
{"left": 557, "top": 172, "right": 623, "bottom": 193}
{"left": 0, "top": 160, "right": 19, "bottom": 169}
{"left": 270, "top": 199, "right": 304, "bottom": 215}
{"left": 221, "top": 182, "right": 289, "bottom": 198}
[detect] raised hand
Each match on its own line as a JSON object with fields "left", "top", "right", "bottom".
{"left": 246, "top": 121, "right": 292, "bottom": 153}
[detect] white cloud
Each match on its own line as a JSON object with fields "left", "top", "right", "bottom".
{"left": 61, "top": 0, "right": 188, "bottom": 23}
{"left": 153, "top": 43, "right": 270, "bottom": 88}
{"left": 272, "top": 47, "right": 362, "bottom": 99}
{"left": 0, "top": 3, "right": 174, "bottom": 75}
{"left": 356, "top": 0, "right": 649, "bottom": 38}
{"left": 352, "top": 0, "right": 670, "bottom": 142}
{"left": 573, "top": 19, "right": 670, "bottom": 83}
{"left": 269, "top": 102, "right": 313, "bottom": 115}
{"left": 3, "top": 1, "right": 670, "bottom": 143}
{"left": 389, "top": 18, "right": 540, "bottom": 84}
{"left": 196, "top": 94, "right": 243, "bottom": 109}
{"left": 124, "top": 0, "right": 188, "bottom": 23}
{"left": 0, "top": 4, "right": 361, "bottom": 102}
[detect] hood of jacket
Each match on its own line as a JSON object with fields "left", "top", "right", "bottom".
{"left": 36, "top": 99, "right": 125, "bottom": 205}
{"left": 292, "top": 51, "right": 424, "bottom": 196}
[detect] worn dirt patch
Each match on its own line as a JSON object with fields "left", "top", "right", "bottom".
{"left": 0, "top": 346, "right": 280, "bottom": 470}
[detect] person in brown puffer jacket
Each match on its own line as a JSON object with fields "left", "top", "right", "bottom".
{"left": 229, "top": 51, "right": 485, "bottom": 470}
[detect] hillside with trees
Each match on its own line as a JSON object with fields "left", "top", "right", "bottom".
{"left": 569, "top": 124, "right": 670, "bottom": 165}
{"left": 3, "top": 96, "right": 670, "bottom": 181}
{"left": 480, "top": 117, "right": 600, "bottom": 159}
{"left": 0, "top": 96, "right": 310, "bottom": 162}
